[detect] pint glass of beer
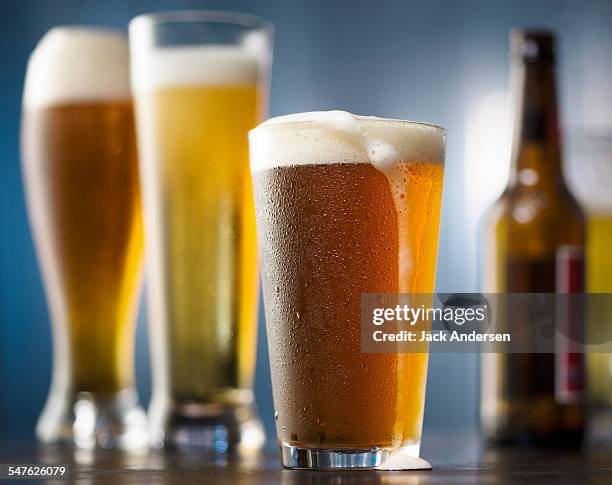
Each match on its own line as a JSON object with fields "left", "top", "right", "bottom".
{"left": 249, "top": 111, "right": 445, "bottom": 469}
{"left": 21, "top": 28, "right": 147, "bottom": 449}
{"left": 129, "top": 11, "right": 272, "bottom": 450}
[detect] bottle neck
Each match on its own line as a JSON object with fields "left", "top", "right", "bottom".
{"left": 508, "top": 59, "right": 565, "bottom": 190}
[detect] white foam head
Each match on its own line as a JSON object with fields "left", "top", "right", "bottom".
{"left": 129, "top": 45, "right": 262, "bottom": 93}
{"left": 23, "top": 27, "right": 130, "bottom": 109}
{"left": 248, "top": 111, "right": 446, "bottom": 173}
{"left": 129, "top": 16, "right": 269, "bottom": 93}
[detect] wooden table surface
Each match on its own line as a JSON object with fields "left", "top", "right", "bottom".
{"left": 1, "top": 431, "right": 611, "bottom": 484}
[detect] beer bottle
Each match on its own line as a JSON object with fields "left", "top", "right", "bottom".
{"left": 480, "top": 30, "right": 586, "bottom": 445}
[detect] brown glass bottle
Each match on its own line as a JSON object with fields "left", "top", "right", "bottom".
{"left": 480, "top": 30, "right": 586, "bottom": 446}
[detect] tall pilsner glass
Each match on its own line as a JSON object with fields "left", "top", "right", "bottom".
{"left": 249, "top": 111, "right": 445, "bottom": 469}
{"left": 129, "top": 11, "right": 272, "bottom": 451}
{"left": 21, "top": 27, "right": 148, "bottom": 449}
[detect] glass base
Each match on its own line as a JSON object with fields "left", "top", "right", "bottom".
{"left": 279, "top": 442, "right": 431, "bottom": 470}
{"left": 149, "top": 401, "right": 266, "bottom": 453}
{"left": 36, "top": 389, "right": 148, "bottom": 450}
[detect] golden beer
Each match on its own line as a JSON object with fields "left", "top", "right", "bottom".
{"left": 587, "top": 214, "right": 612, "bottom": 292}
{"left": 21, "top": 27, "right": 147, "bottom": 448}
{"left": 249, "top": 111, "right": 445, "bottom": 469}
{"left": 137, "top": 84, "right": 260, "bottom": 400}
{"left": 586, "top": 213, "right": 612, "bottom": 429}
{"left": 129, "top": 12, "right": 272, "bottom": 449}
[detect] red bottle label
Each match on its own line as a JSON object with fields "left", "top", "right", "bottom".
{"left": 555, "top": 246, "right": 585, "bottom": 404}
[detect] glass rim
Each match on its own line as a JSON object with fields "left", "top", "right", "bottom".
{"left": 130, "top": 9, "right": 273, "bottom": 33}
{"left": 250, "top": 112, "right": 446, "bottom": 136}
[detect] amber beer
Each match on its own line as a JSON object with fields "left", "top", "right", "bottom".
{"left": 21, "top": 28, "right": 146, "bottom": 448}
{"left": 481, "top": 30, "right": 586, "bottom": 445}
{"left": 250, "top": 111, "right": 445, "bottom": 469}
{"left": 129, "top": 12, "right": 271, "bottom": 449}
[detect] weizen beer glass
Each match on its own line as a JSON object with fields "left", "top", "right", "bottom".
{"left": 249, "top": 111, "right": 445, "bottom": 469}
{"left": 21, "top": 28, "right": 147, "bottom": 449}
{"left": 129, "top": 11, "right": 272, "bottom": 450}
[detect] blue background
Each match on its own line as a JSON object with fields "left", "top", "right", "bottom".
{"left": 1, "top": 0, "right": 612, "bottom": 443}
